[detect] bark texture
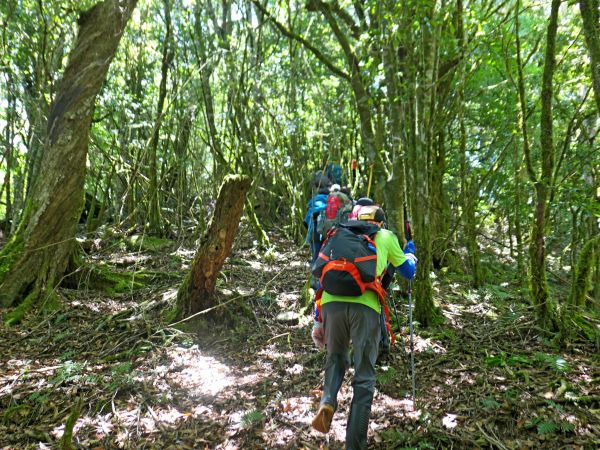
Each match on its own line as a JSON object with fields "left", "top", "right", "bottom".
{"left": 579, "top": 0, "right": 600, "bottom": 111}
{"left": 0, "top": 0, "right": 137, "bottom": 313}
{"left": 529, "top": 0, "right": 560, "bottom": 331}
{"left": 175, "top": 175, "right": 251, "bottom": 319}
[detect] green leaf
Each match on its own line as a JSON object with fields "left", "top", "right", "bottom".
{"left": 537, "top": 420, "right": 558, "bottom": 435}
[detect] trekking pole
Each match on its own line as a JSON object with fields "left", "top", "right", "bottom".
{"left": 407, "top": 279, "right": 417, "bottom": 411}
{"left": 366, "top": 163, "right": 374, "bottom": 198}
{"left": 403, "top": 205, "right": 417, "bottom": 410}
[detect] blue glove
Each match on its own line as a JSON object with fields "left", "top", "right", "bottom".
{"left": 398, "top": 240, "right": 417, "bottom": 279}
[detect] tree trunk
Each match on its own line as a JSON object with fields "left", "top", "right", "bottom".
{"left": 579, "top": 0, "right": 600, "bottom": 111}
{"left": 0, "top": 0, "right": 137, "bottom": 319}
{"left": 147, "top": 0, "right": 173, "bottom": 235}
{"left": 569, "top": 235, "right": 600, "bottom": 306}
{"left": 529, "top": 0, "right": 560, "bottom": 331}
{"left": 382, "top": 34, "right": 407, "bottom": 241}
{"left": 174, "top": 175, "right": 251, "bottom": 319}
{"left": 513, "top": 139, "right": 525, "bottom": 279}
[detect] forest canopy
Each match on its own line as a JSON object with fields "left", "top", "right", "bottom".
{"left": 0, "top": 0, "right": 598, "bottom": 448}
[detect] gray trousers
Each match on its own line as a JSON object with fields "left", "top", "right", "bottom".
{"left": 321, "top": 302, "right": 381, "bottom": 450}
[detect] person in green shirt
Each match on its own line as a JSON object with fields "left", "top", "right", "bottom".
{"left": 310, "top": 206, "right": 417, "bottom": 450}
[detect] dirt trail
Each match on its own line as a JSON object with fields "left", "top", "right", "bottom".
{"left": 0, "top": 232, "right": 598, "bottom": 449}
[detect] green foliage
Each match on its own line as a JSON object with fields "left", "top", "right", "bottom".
{"left": 525, "top": 417, "right": 575, "bottom": 436}
{"left": 380, "top": 428, "right": 436, "bottom": 449}
{"left": 108, "top": 362, "right": 135, "bottom": 392}
{"left": 376, "top": 366, "right": 397, "bottom": 386}
{"left": 51, "top": 361, "right": 86, "bottom": 385}
{"left": 534, "top": 353, "right": 570, "bottom": 373}
{"left": 27, "top": 390, "right": 50, "bottom": 405}
{"left": 481, "top": 284, "right": 513, "bottom": 302}
{"left": 241, "top": 409, "right": 264, "bottom": 429}
{"left": 4, "top": 286, "right": 43, "bottom": 326}
{"left": 480, "top": 397, "right": 501, "bottom": 410}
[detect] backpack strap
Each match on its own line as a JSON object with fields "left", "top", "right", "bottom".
{"left": 378, "top": 294, "right": 395, "bottom": 346}
{"left": 314, "top": 287, "right": 323, "bottom": 323}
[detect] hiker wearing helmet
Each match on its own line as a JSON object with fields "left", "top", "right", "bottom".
{"left": 310, "top": 205, "right": 417, "bottom": 449}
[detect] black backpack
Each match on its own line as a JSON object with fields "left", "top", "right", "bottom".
{"left": 311, "top": 221, "right": 380, "bottom": 297}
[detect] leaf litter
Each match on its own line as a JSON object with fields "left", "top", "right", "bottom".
{"left": 0, "top": 227, "right": 598, "bottom": 449}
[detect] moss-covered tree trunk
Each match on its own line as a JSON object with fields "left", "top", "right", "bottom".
{"left": 147, "top": 0, "right": 173, "bottom": 235}
{"left": 579, "top": 0, "right": 600, "bottom": 112}
{"left": 569, "top": 235, "right": 600, "bottom": 306}
{"left": 0, "top": 0, "right": 137, "bottom": 322}
{"left": 175, "top": 175, "right": 251, "bottom": 319}
{"left": 529, "top": 0, "right": 560, "bottom": 331}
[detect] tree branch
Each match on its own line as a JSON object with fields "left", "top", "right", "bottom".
{"left": 251, "top": 0, "right": 350, "bottom": 80}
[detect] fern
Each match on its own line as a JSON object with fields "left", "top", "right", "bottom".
{"left": 537, "top": 420, "right": 558, "bottom": 435}
{"left": 480, "top": 397, "right": 501, "bottom": 410}
{"left": 534, "top": 353, "right": 570, "bottom": 373}
{"left": 561, "top": 421, "right": 575, "bottom": 433}
{"left": 536, "top": 419, "right": 574, "bottom": 435}
{"left": 241, "top": 409, "right": 264, "bottom": 428}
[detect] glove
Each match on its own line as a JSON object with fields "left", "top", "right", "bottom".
{"left": 311, "top": 321, "right": 325, "bottom": 349}
{"left": 404, "top": 253, "right": 418, "bottom": 265}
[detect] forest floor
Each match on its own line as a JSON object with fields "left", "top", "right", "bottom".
{"left": 0, "top": 226, "right": 599, "bottom": 450}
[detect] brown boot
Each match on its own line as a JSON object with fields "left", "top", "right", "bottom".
{"left": 311, "top": 403, "right": 334, "bottom": 433}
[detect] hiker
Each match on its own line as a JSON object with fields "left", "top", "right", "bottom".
{"left": 303, "top": 172, "right": 331, "bottom": 263}
{"left": 348, "top": 197, "right": 393, "bottom": 355}
{"left": 316, "top": 183, "right": 353, "bottom": 238}
{"left": 348, "top": 197, "right": 375, "bottom": 220}
{"left": 310, "top": 205, "right": 417, "bottom": 449}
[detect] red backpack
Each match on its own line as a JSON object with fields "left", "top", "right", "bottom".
{"left": 325, "top": 194, "right": 342, "bottom": 219}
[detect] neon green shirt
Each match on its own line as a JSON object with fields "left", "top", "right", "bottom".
{"left": 320, "top": 228, "right": 407, "bottom": 314}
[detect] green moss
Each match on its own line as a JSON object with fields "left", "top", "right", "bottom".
{"left": 126, "top": 235, "right": 173, "bottom": 252}
{"left": 569, "top": 235, "right": 599, "bottom": 306}
{"left": 162, "top": 303, "right": 180, "bottom": 324}
{"left": 82, "top": 264, "right": 151, "bottom": 295}
{"left": 0, "top": 236, "right": 25, "bottom": 284}
{"left": 104, "top": 271, "right": 147, "bottom": 295}
{"left": 5, "top": 287, "right": 39, "bottom": 326}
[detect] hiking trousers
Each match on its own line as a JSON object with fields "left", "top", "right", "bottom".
{"left": 321, "top": 301, "right": 380, "bottom": 450}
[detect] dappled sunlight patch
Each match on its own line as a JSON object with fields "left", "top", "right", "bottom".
{"left": 258, "top": 345, "right": 294, "bottom": 360}
{"left": 161, "top": 288, "right": 177, "bottom": 302}
{"left": 465, "top": 301, "right": 498, "bottom": 318}
{"left": 372, "top": 392, "right": 416, "bottom": 417}
{"left": 442, "top": 302, "right": 465, "bottom": 327}
{"left": 107, "top": 253, "right": 151, "bottom": 266}
{"left": 442, "top": 412, "right": 458, "bottom": 429}
{"left": 277, "top": 292, "right": 301, "bottom": 306}
{"left": 248, "top": 260, "right": 264, "bottom": 271}
{"left": 409, "top": 335, "right": 447, "bottom": 354}
{"left": 163, "top": 345, "right": 234, "bottom": 397}
{"left": 286, "top": 363, "right": 304, "bottom": 375}
{"left": 69, "top": 297, "right": 137, "bottom": 314}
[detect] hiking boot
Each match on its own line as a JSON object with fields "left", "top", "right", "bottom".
{"left": 311, "top": 403, "right": 334, "bottom": 433}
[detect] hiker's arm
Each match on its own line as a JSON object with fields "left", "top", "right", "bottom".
{"left": 397, "top": 241, "right": 417, "bottom": 280}
{"left": 386, "top": 231, "right": 417, "bottom": 280}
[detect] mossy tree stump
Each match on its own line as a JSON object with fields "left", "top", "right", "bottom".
{"left": 0, "top": 0, "right": 137, "bottom": 323}
{"left": 175, "top": 175, "right": 251, "bottom": 320}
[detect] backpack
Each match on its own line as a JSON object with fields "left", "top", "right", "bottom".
{"left": 312, "top": 222, "right": 395, "bottom": 348}
{"left": 311, "top": 221, "right": 381, "bottom": 297}
{"left": 316, "top": 192, "right": 352, "bottom": 236}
